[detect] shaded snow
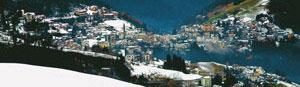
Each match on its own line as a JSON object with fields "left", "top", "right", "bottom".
{"left": 131, "top": 65, "right": 202, "bottom": 80}
{"left": 0, "top": 63, "right": 143, "bottom": 87}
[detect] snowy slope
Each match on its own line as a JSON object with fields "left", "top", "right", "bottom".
{"left": 0, "top": 63, "right": 143, "bottom": 87}
{"left": 103, "top": 19, "right": 135, "bottom": 32}
{"left": 237, "top": 0, "right": 270, "bottom": 21}
{"left": 131, "top": 65, "right": 202, "bottom": 80}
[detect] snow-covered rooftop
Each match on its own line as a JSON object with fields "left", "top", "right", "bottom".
{"left": 193, "top": 62, "right": 226, "bottom": 75}
{"left": 84, "top": 39, "right": 99, "bottom": 47}
{"left": 0, "top": 63, "right": 143, "bottom": 87}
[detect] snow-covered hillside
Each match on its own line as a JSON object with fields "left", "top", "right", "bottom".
{"left": 237, "top": 0, "right": 270, "bottom": 21}
{"left": 0, "top": 63, "right": 143, "bottom": 87}
{"left": 131, "top": 65, "right": 202, "bottom": 80}
{"left": 103, "top": 19, "right": 135, "bottom": 32}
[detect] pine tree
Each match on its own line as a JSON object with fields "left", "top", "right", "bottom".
{"left": 213, "top": 74, "right": 223, "bottom": 85}
{"left": 224, "top": 73, "right": 238, "bottom": 87}
{"left": 166, "top": 54, "right": 172, "bottom": 69}
{"left": 181, "top": 58, "right": 187, "bottom": 73}
{"left": 163, "top": 62, "right": 168, "bottom": 69}
{"left": 217, "top": 20, "right": 221, "bottom": 27}
{"left": 119, "top": 55, "right": 125, "bottom": 64}
{"left": 163, "top": 54, "right": 188, "bottom": 73}
{"left": 173, "top": 54, "right": 178, "bottom": 70}
{"left": 11, "top": 10, "right": 22, "bottom": 45}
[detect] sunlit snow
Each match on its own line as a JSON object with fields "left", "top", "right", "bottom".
{"left": 0, "top": 63, "right": 143, "bottom": 87}
{"left": 131, "top": 65, "right": 202, "bottom": 80}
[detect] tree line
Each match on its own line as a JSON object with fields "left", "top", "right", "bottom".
{"left": 212, "top": 72, "right": 238, "bottom": 87}
{"left": 163, "top": 54, "right": 188, "bottom": 74}
{"left": 0, "top": 0, "right": 110, "bottom": 16}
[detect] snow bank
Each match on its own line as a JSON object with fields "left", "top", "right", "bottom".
{"left": 131, "top": 65, "right": 202, "bottom": 80}
{"left": 0, "top": 63, "right": 143, "bottom": 87}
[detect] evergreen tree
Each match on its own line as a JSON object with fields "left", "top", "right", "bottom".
{"left": 212, "top": 74, "right": 223, "bottom": 85}
{"left": 0, "top": 2, "right": 8, "bottom": 32}
{"left": 166, "top": 54, "right": 172, "bottom": 69}
{"left": 216, "top": 20, "right": 221, "bottom": 27}
{"left": 172, "top": 54, "right": 177, "bottom": 70}
{"left": 137, "top": 74, "right": 147, "bottom": 85}
{"left": 224, "top": 73, "right": 238, "bottom": 87}
{"left": 163, "top": 62, "right": 168, "bottom": 69}
{"left": 115, "top": 57, "right": 131, "bottom": 81}
{"left": 119, "top": 55, "right": 125, "bottom": 64}
{"left": 84, "top": 46, "right": 88, "bottom": 51}
{"left": 181, "top": 58, "right": 187, "bottom": 73}
{"left": 11, "top": 10, "right": 22, "bottom": 45}
{"left": 163, "top": 54, "right": 187, "bottom": 73}
{"left": 233, "top": 17, "right": 238, "bottom": 24}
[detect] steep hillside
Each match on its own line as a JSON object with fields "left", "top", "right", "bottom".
{"left": 0, "top": 0, "right": 109, "bottom": 16}
{"left": 203, "top": 0, "right": 266, "bottom": 23}
{"left": 0, "top": 44, "right": 132, "bottom": 82}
